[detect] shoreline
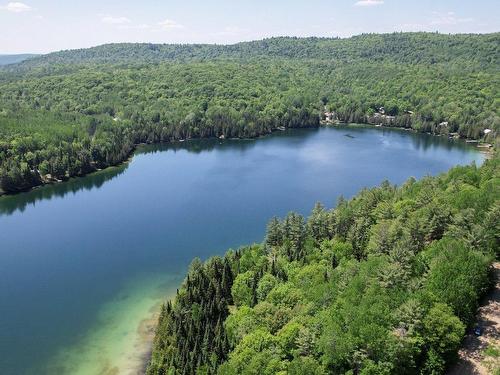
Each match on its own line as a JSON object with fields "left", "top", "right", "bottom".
{"left": 130, "top": 294, "right": 177, "bottom": 375}
{"left": 2, "top": 123, "right": 492, "bottom": 374}
{"left": 41, "top": 276, "right": 178, "bottom": 375}
{"left": 124, "top": 124, "right": 493, "bottom": 374}
{"left": 0, "top": 123, "right": 491, "bottom": 198}
{"left": 132, "top": 302, "right": 162, "bottom": 375}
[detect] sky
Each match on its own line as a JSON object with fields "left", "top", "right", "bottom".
{"left": 0, "top": 0, "right": 499, "bottom": 54}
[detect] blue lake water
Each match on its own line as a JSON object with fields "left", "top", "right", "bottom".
{"left": 0, "top": 126, "right": 484, "bottom": 374}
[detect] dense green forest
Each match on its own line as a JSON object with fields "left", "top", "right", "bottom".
{"left": 147, "top": 154, "right": 499, "bottom": 375}
{"left": 0, "top": 33, "right": 499, "bottom": 194}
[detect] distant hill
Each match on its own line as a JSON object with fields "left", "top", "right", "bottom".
{"left": 5, "top": 33, "right": 499, "bottom": 72}
{"left": 0, "top": 54, "right": 38, "bottom": 66}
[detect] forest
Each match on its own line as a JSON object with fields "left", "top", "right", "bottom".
{"left": 147, "top": 154, "right": 499, "bottom": 375}
{"left": 0, "top": 32, "right": 499, "bottom": 193}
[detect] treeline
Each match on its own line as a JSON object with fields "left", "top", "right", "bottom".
{"left": 148, "top": 257, "right": 234, "bottom": 374}
{"left": 0, "top": 60, "right": 323, "bottom": 193}
{"left": 148, "top": 155, "right": 499, "bottom": 374}
{"left": 3, "top": 33, "right": 498, "bottom": 72}
{"left": 321, "top": 61, "right": 499, "bottom": 139}
{"left": 1, "top": 33, "right": 499, "bottom": 194}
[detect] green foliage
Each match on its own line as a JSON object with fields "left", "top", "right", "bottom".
{"left": 483, "top": 344, "right": 500, "bottom": 358}
{"left": 256, "top": 274, "right": 278, "bottom": 302}
{"left": 231, "top": 271, "right": 256, "bottom": 307}
{"left": 422, "top": 303, "right": 465, "bottom": 371}
{"left": 148, "top": 156, "right": 499, "bottom": 374}
{"left": 147, "top": 257, "right": 234, "bottom": 375}
{"left": 1, "top": 33, "right": 499, "bottom": 193}
{"left": 423, "top": 239, "right": 491, "bottom": 322}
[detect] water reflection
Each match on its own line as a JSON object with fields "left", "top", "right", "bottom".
{"left": 138, "top": 127, "right": 317, "bottom": 155}
{"left": 0, "top": 126, "right": 478, "bottom": 217}
{"left": 350, "top": 125, "right": 468, "bottom": 153}
{"left": 0, "top": 131, "right": 316, "bottom": 216}
{"left": 0, "top": 125, "right": 484, "bottom": 375}
{"left": 0, "top": 164, "right": 128, "bottom": 215}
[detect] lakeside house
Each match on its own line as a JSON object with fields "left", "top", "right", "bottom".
{"left": 322, "top": 110, "right": 337, "bottom": 124}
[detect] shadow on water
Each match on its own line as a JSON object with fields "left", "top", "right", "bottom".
{"left": 0, "top": 129, "right": 317, "bottom": 216}
{"left": 343, "top": 124, "right": 476, "bottom": 153}
{"left": 0, "top": 125, "right": 485, "bottom": 375}
{"left": 137, "top": 128, "right": 319, "bottom": 156}
{"left": 381, "top": 126, "right": 472, "bottom": 152}
{"left": 0, "top": 164, "right": 128, "bottom": 216}
{"left": 0, "top": 126, "right": 477, "bottom": 217}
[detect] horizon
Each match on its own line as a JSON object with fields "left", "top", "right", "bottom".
{"left": 1, "top": 31, "right": 499, "bottom": 56}
{"left": 1, "top": 0, "right": 499, "bottom": 54}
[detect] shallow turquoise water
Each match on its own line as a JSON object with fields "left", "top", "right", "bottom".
{"left": 0, "top": 126, "right": 484, "bottom": 374}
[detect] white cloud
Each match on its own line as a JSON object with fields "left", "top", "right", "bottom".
{"left": 158, "top": 19, "right": 184, "bottom": 30}
{"left": 1, "top": 2, "right": 32, "bottom": 12}
{"left": 354, "top": 0, "right": 384, "bottom": 6}
{"left": 101, "top": 15, "right": 131, "bottom": 25}
{"left": 430, "top": 11, "right": 474, "bottom": 26}
{"left": 399, "top": 11, "right": 476, "bottom": 32}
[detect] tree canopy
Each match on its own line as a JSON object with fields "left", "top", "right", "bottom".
{"left": 1, "top": 33, "right": 498, "bottom": 193}
{"left": 147, "top": 155, "right": 499, "bottom": 375}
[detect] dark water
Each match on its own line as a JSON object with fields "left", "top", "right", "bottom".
{"left": 0, "top": 126, "right": 484, "bottom": 374}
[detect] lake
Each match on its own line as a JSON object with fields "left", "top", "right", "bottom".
{"left": 0, "top": 126, "right": 484, "bottom": 374}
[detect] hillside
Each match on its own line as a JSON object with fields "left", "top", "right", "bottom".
{"left": 0, "top": 33, "right": 499, "bottom": 194}
{"left": 4, "top": 33, "right": 499, "bottom": 70}
{"left": 147, "top": 155, "right": 500, "bottom": 374}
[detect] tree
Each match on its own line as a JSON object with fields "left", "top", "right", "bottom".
{"left": 424, "top": 238, "right": 491, "bottom": 322}
{"left": 265, "top": 217, "right": 283, "bottom": 248}
{"left": 288, "top": 356, "right": 325, "bottom": 375}
{"left": 231, "top": 271, "right": 255, "bottom": 307}
{"left": 307, "top": 202, "right": 329, "bottom": 242}
{"left": 283, "top": 212, "right": 306, "bottom": 261}
{"left": 256, "top": 274, "right": 278, "bottom": 302}
{"left": 422, "top": 303, "right": 465, "bottom": 370}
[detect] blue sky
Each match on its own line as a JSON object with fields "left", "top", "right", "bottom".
{"left": 1, "top": 0, "right": 499, "bottom": 53}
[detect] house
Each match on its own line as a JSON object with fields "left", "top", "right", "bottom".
{"left": 324, "top": 111, "right": 334, "bottom": 122}
{"left": 439, "top": 121, "right": 449, "bottom": 127}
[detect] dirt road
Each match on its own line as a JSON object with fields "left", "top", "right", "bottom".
{"left": 448, "top": 262, "right": 500, "bottom": 375}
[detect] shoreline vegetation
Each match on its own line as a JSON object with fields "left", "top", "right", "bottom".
{"left": 1, "top": 33, "right": 498, "bottom": 195}
{"left": 0, "top": 32, "right": 498, "bottom": 374}
{"left": 131, "top": 130, "right": 493, "bottom": 374}
{"left": 0, "top": 122, "right": 492, "bottom": 198}
{"left": 147, "top": 153, "right": 499, "bottom": 374}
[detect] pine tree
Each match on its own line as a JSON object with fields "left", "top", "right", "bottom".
{"left": 265, "top": 216, "right": 283, "bottom": 247}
